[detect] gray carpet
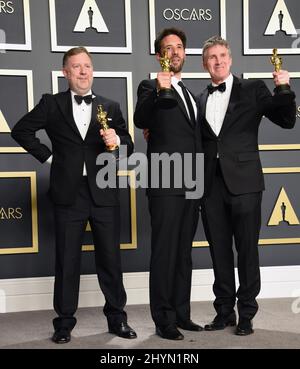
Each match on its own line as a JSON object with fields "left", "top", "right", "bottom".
{"left": 1, "top": 299, "right": 300, "bottom": 349}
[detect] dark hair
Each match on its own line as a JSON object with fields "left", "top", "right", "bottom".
{"left": 154, "top": 28, "right": 187, "bottom": 54}
{"left": 63, "top": 46, "right": 92, "bottom": 67}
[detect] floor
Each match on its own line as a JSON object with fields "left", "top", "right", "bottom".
{"left": 0, "top": 298, "right": 300, "bottom": 349}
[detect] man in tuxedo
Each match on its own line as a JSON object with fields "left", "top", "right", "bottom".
{"left": 134, "top": 28, "right": 203, "bottom": 340}
{"left": 198, "top": 36, "right": 296, "bottom": 335}
{"left": 11, "top": 47, "right": 136, "bottom": 343}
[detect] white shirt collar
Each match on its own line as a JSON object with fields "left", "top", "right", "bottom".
{"left": 71, "top": 89, "right": 92, "bottom": 96}
{"left": 212, "top": 73, "right": 233, "bottom": 88}
{"left": 71, "top": 90, "right": 95, "bottom": 103}
{"left": 171, "top": 75, "right": 181, "bottom": 86}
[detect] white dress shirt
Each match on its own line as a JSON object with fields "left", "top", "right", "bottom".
{"left": 71, "top": 90, "right": 94, "bottom": 175}
{"left": 47, "top": 90, "right": 93, "bottom": 175}
{"left": 46, "top": 90, "right": 120, "bottom": 176}
{"left": 205, "top": 73, "right": 233, "bottom": 137}
{"left": 172, "top": 76, "right": 197, "bottom": 120}
{"left": 71, "top": 90, "right": 93, "bottom": 141}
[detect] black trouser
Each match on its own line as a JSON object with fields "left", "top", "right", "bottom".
{"left": 201, "top": 162, "right": 262, "bottom": 321}
{"left": 149, "top": 196, "right": 199, "bottom": 327}
{"left": 53, "top": 177, "right": 127, "bottom": 331}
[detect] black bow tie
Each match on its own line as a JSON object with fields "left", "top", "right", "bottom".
{"left": 74, "top": 94, "right": 93, "bottom": 105}
{"left": 207, "top": 82, "right": 226, "bottom": 94}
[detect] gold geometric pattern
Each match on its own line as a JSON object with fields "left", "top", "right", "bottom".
{"left": 0, "top": 110, "right": 10, "bottom": 133}
{"left": 268, "top": 187, "right": 300, "bottom": 226}
{"left": 0, "top": 172, "right": 38, "bottom": 254}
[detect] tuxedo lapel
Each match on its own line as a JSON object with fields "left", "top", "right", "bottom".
{"left": 174, "top": 87, "right": 195, "bottom": 127}
{"left": 174, "top": 88, "right": 190, "bottom": 122}
{"left": 199, "top": 89, "right": 208, "bottom": 120}
{"left": 85, "top": 95, "right": 107, "bottom": 139}
{"left": 89, "top": 96, "right": 99, "bottom": 130}
{"left": 219, "top": 76, "right": 241, "bottom": 136}
{"left": 199, "top": 88, "right": 217, "bottom": 137}
{"left": 55, "top": 90, "right": 82, "bottom": 138}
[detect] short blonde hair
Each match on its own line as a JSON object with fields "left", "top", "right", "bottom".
{"left": 63, "top": 46, "right": 92, "bottom": 67}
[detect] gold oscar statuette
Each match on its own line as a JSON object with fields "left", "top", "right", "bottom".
{"left": 156, "top": 50, "right": 177, "bottom": 108}
{"left": 270, "top": 48, "right": 282, "bottom": 72}
{"left": 270, "top": 48, "right": 291, "bottom": 95}
{"left": 97, "top": 105, "right": 118, "bottom": 152}
{"left": 160, "top": 49, "right": 172, "bottom": 72}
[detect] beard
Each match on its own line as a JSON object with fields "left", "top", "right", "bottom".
{"left": 170, "top": 57, "right": 185, "bottom": 74}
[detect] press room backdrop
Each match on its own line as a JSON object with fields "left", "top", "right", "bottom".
{"left": 0, "top": 1, "right": 300, "bottom": 295}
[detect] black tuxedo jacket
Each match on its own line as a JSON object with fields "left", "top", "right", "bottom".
{"left": 134, "top": 79, "right": 203, "bottom": 196}
{"left": 11, "top": 90, "right": 134, "bottom": 206}
{"left": 197, "top": 76, "right": 296, "bottom": 196}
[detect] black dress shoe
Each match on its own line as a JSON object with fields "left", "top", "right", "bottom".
{"left": 52, "top": 328, "right": 71, "bottom": 344}
{"left": 108, "top": 322, "right": 137, "bottom": 339}
{"left": 177, "top": 319, "right": 203, "bottom": 331}
{"left": 235, "top": 319, "right": 254, "bottom": 336}
{"left": 156, "top": 325, "right": 184, "bottom": 340}
{"left": 204, "top": 313, "right": 236, "bottom": 331}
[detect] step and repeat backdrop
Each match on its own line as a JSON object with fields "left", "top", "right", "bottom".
{"left": 0, "top": 0, "right": 299, "bottom": 279}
